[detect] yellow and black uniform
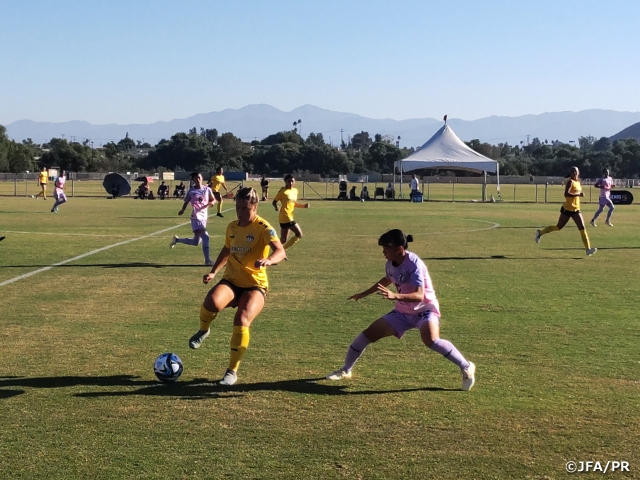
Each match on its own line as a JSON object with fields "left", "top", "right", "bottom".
{"left": 36, "top": 170, "right": 48, "bottom": 199}
{"left": 222, "top": 215, "right": 279, "bottom": 291}
{"left": 210, "top": 174, "right": 225, "bottom": 193}
{"left": 274, "top": 187, "right": 299, "bottom": 227}
{"left": 39, "top": 171, "right": 48, "bottom": 185}
{"left": 561, "top": 179, "right": 581, "bottom": 215}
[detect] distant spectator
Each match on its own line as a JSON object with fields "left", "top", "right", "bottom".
{"left": 260, "top": 176, "right": 269, "bottom": 201}
{"left": 157, "top": 181, "right": 169, "bottom": 200}
{"left": 174, "top": 182, "right": 186, "bottom": 199}
{"left": 385, "top": 182, "right": 395, "bottom": 199}
{"left": 349, "top": 185, "right": 358, "bottom": 200}
{"left": 360, "top": 186, "right": 370, "bottom": 201}
{"left": 409, "top": 174, "right": 419, "bottom": 200}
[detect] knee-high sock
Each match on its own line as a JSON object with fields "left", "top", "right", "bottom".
{"left": 592, "top": 205, "right": 605, "bottom": 221}
{"left": 199, "top": 304, "right": 217, "bottom": 331}
{"left": 217, "top": 200, "right": 223, "bottom": 214}
{"left": 606, "top": 205, "right": 615, "bottom": 222}
{"left": 579, "top": 229, "right": 591, "bottom": 249}
{"left": 283, "top": 235, "right": 301, "bottom": 250}
{"left": 200, "top": 231, "right": 210, "bottom": 261}
{"left": 540, "top": 225, "right": 560, "bottom": 235}
{"left": 343, "top": 333, "right": 371, "bottom": 371}
{"left": 428, "top": 338, "right": 469, "bottom": 369}
{"left": 228, "top": 326, "right": 250, "bottom": 372}
{"left": 177, "top": 235, "right": 201, "bottom": 246}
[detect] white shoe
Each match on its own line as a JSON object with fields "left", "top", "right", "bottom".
{"left": 169, "top": 235, "right": 178, "bottom": 249}
{"left": 326, "top": 368, "right": 352, "bottom": 380}
{"left": 534, "top": 230, "right": 541, "bottom": 244}
{"left": 188, "top": 329, "right": 210, "bottom": 349}
{"left": 461, "top": 362, "right": 476, "bottom": 391}
{"left": 217, "top": 369, "right": 237, "bottom": 386}
{"left": 606, "top": 220, "right": 613, "bottom": 227}
{"left": 590, "top": 220, "right": 597, "bottom": 227}
{"left": 586, "top": 247, "right": 597, "bottom": 256}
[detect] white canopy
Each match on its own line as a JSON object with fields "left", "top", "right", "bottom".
{"left": 395, "top": 124, "right": 499, "bottom": 174}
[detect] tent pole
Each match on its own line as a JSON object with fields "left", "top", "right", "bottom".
{"left": 400, "top": 160, "right": 403, "bottom": 199}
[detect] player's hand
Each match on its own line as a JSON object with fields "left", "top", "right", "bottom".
{"left": 178, "top": 209, "right": 185, "bottom": 216}
{"left": 273, "top": 205, "right": 279, "bottom": 211}
{"left": 203, "top": 272, "right": 216, "bottom": 284}
{"left": 580, "top": 192, "right": 584, "bottom": 197}
{"left": 304, "top": 203, "right": 310, "bottom": 208}
{"left": 376, "top": 284, "right": 396, "bottom": 300}
{"left": 254, "top": 258, "right": 271, "bottom": 268}
{"left": 348, "top": 292, "right": 365, "bottom": 301}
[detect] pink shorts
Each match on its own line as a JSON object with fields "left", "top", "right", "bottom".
{"left": 599, "top": 197, "right": 614, "bottom": 208}
{"left": 191, "top": 218, "right": 207, "bottom": 232}
{"left": 383, "top": 309, "right": 440, "bottom": 339}
{"left": 54, "top": 190, "right": 67, "bottom": 202}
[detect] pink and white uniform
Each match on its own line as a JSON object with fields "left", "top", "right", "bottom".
{"left": 54, "top": 176, "right": 66, "bottom": 201}
{"left": 597, "top": 176, "right": 613, "bottom": 205}
{"left": 185, "top": 186, "right": 215, "bottom": 231}
{"left": 383, "top": 251, "right": 441, "bottom": 338}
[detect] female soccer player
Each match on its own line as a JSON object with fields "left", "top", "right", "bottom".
{"left": 51, "top": 170, "right": 67, "bottom": 213}
{"left": 170, "top": 172, "right": 216, "bottom": 265}
{"left": 189, "top": 187, "right": 285, "bottom": 386}
{"left": 35, "top": 166, "right": 48, "bottom": 200}
{"left": 326, "top": 229, "right": 476, "bottom": 391}
{"left": 209, "top": 167, "right": 228, "bottom": 218}
{"left": 535, "top": 166, "right": 597, "bottom": 256}
{"left": 272, "top": 174, "right": 309, "bottom": 252}
{"left": 260, "top": 175, "right": 269, "bottom": 201}
{"left": 590, "top": 168, "right": 615, "bottom": 227}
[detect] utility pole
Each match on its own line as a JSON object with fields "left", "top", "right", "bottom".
{"left": 340, "top": 129, "right": 344, "bottom": 146}
{"left": 526, "top": 135, "right": 530, "bottom": 146}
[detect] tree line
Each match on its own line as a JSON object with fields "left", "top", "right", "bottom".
{"left": 1, "top": 124, "right": 640, "bottom": 178}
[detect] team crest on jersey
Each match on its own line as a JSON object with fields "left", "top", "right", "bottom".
{"left": 269, "top": 228, "right": 277, "bottom": 237}
{"left": 245, "top": 234, "right": 255, "bottom": 242}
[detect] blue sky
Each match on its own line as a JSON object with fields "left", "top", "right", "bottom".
{"left": 1, "top": 0, "right": 639, "bottom": 125}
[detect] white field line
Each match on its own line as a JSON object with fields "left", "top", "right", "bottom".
{"left": 2, "top": 230, "right": 224, "bottom": 239}
{"left": 352, "top": 219, "right": 500, "bottom": 236}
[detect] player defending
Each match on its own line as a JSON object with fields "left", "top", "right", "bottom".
{"left": 210, "top": 167, "right": 228, "bottom": 218}
{"left": 590, "top": 168, "right": 615, "bottom": 227}
{"left": 535, "top": 166, "right": 596, "bottom": 256}
{"left": 35, "top": 166, "right": 48, "bottom": 200}
{"left": 326, "top": 229, "right": 476, "bottom": 391}
{"left": 272, "top": 174, "right": 309, "bottom": 253}
{"left": 170, "top": 172, "right": 216, "bottom": 265}
{"left": 51, "top": 170, "right": 67, "bottom": 213}
{"left": 188, "top": 187, "right": 286, "bottom": 386}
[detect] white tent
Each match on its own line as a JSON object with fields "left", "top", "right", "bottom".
{"left": 394, "top": 123, "right": 500, "bottom": 197}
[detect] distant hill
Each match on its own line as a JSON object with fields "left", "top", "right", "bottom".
{"left": 609, "top": 122, "right": 640, "bottom": 142}
{"left": 6, "top": 105, "right": 640, "bottom": 147}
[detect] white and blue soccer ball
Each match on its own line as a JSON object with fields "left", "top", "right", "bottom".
{"left": 154, "top": 352, "right": 183, "bottom": 383}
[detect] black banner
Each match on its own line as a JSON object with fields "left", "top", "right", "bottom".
{"left": 609, "top": 190, "right": 634, "bottom": 205}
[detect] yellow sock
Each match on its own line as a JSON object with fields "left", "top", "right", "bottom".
{"left": 540, "top": 225, "right": 559, "bottom": 235}
{"left": 283, "top": 235, "right": 300, "bottom": 250}
{"left": 217, "top": 200, "right": 223, "bottom": 214}
{"left": 579, "top": 229, "right": 591, "bottom": 249}
{"left": 228, "top": 326, "right": 250, "bottom": 372}
{"left": 199, "top": 304, "right": 217, "bottom": 331}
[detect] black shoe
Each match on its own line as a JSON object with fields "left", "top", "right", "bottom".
{"left": 0, "top": 236, "right": 5, "bottom": 242}
{"left": 217, "top": 213, "right": 224, "bottom": 218}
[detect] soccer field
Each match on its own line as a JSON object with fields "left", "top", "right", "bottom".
{"left": 1, "top": 197, "right": 638, "bottom": 479}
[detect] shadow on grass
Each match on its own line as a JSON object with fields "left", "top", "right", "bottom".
{"left": 545, "top": 246, "right": 640, "bottom": 251}
{"left": 0, "top": 263, "right": 204, "bottom": 269}
{"left": 0, "top": 389, "right": 25, "bottom": 399}
{"left": 422, "top": 255, "right": 583, "bottom": 261}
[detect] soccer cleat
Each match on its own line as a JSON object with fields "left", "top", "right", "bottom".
{"left": 216, "top": 213, "right": 224, "bottom": 218}
{"left": 217, "top": 369, "right": 237, "bottom": 386}
{"left": 169, "top": 235, "right": 178, "bottom": 249}
{"left": 326, "top": 368, "right": 352, "bottom": 380}
{"left": 590, "top": 219, "right": 597, "bottom": 227}
{"left": 188, "top": 329, "right": 210, "bottom": 349}
{"left": 534, "top": 229, "right": 541, "bottom": 244}
{"left": 204, "top": 260, "right": 214, "bottom": 266}
{"left": 606, "top": 220, "right": 613, "bottom": 227}
{"left": 586, "top": 247, "right": 597, "bottom": 256}
{"left": 461, "top": 361, "right": 476, "bottom": 391}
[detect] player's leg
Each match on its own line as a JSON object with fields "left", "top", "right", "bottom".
{"left": 279, "top": 226, "right": 290, "bottom": 244}
{"left": 189, "top": 282, "right": 236, "bottom": 349}
{"left": 573, "top": 213, "right": 596, "bottom": 255}
{"left": 605, "top": 199, "right": 615, "bottom": 226}
{"left": 536, "top": 212, "right": 570, "bottom": 242}
{"left": 218, "top": 289, "right": 266, "bottom": 385}
{"left": 419, "top": 316, "right": 475, "bottom": 391}
{"left": 283, "top": 223, "right": 303, "bottom": 250}
{"left": 198, "top": 228, "right": 211, "bottom": 265}
{"left": 327, "top": 316, "right": 398, "bottom": 380}
{"left": 591, "top": 200, "right": 605, "bottom": 226}
{"left": 214, "top": 192, "right": 223, "bottom": 217}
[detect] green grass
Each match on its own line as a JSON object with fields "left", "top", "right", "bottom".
{"left": 1, "top": 197, "right": 639, "bottom": 479}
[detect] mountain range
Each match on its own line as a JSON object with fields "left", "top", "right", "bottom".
{"left": 5, "top": 104, "right": 640, "bottom": 147}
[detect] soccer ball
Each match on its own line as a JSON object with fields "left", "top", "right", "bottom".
{"left": 154, "top": 352, "right": 183, "bottom": 383}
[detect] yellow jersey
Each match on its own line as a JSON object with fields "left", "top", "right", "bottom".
{"left": 563, "top": 179, "right": 582, "bottom": 212}
{"left": 39, "top": 171, "right": 48, "bottom": 184}
{"left": 274, "top": 187, "right": 299, "bottom": 223}
{"left": 210, "top": 174, "right": 225, "bottom": 192}
{"left": 222, "top": 215, "right": 279, "bottom": 290}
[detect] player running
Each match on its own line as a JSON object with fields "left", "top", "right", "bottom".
{"left": 326, "top": 229, "right": 476, "bottom": 391}
{"left": 590, "top": 168, "right": 615, "bottom": 227}
{"left": 535, "top": 166, "right": 597, "bottom": 256}
{"left": 188, "top": 187, "right": 286, "bottom": 386}
{"left": 272, "top": 174, "right": 309, "bottom": 253}
{"left": 210, "top": 167, "right": 228, "bottom": 218}
{"left": 51, "top": 170, "right": 67, "bottom": 213}
{"left": 170, "top": 172, "right": 216, "bottom": 265}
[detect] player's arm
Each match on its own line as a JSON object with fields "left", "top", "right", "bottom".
{"left": 564, "top": 181, "right": 582, "bottom": 198}
{"left": 377, "top": 284, "right": 423, "bottom": 302}
{"left": 294, "top": 202, "right": 310, "bottom": 209}
{"left": 272, "top": 198, "right": 279, "bottom": 211}
{"left": 178, "top": 196, "right": 190, "bottom": 215}
{"left": 254, "top": 239, "right": 286, "bottom": 267}
{"left": 222, "top": 181, "right": 228, "bottom": 192}
{"left": 207, "top": 189, "right": 216, "bottom": 208}
{"left": 348, "top": 277, "right": 391, "bottom": 301}
{"left": 203, "top": 246, "right": 230, "bottom": 284}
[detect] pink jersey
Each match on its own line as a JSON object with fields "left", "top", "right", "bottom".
{"left": 385, "top": 251, "right": 440, "bottom": 316}
{"left": 597, "top": 176, "right": 613, "bottom": 199}
{"left": 54, "top": 176, "right": 66, "bottom": 193}
{"left": 185, "top": 186, "right": 214, "bottom": 221}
